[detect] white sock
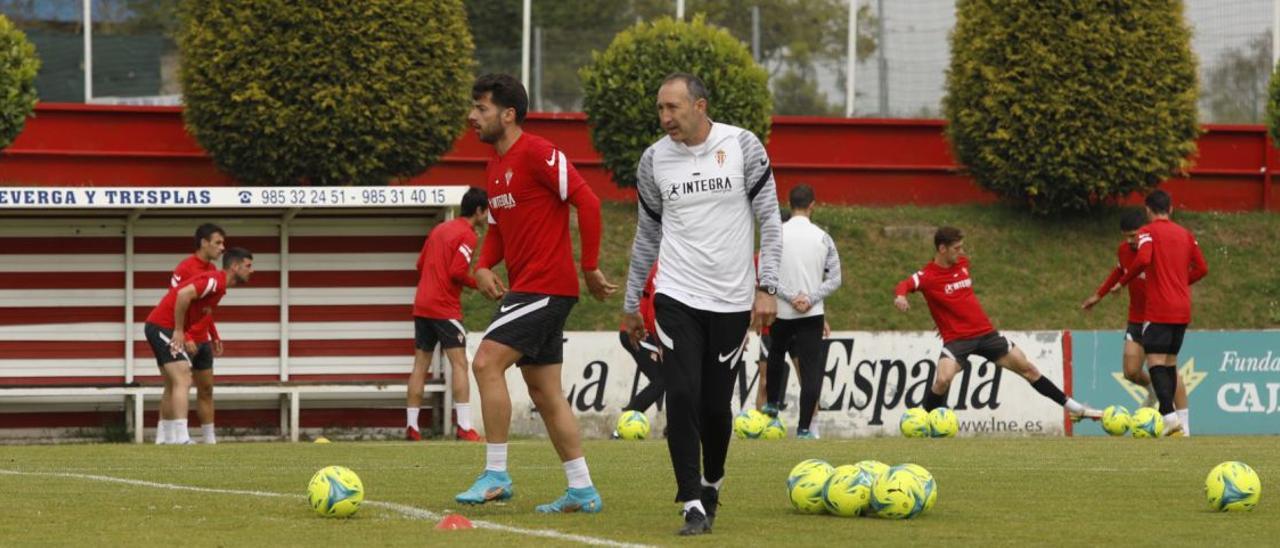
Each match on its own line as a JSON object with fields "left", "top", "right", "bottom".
{"left": 485, "top": 443, "right": 508, "bottom": 472}
{"left": 174, "top": 419, "right": 190, "bottom": 443}
{"left": 1064, "top": 398, "right": 1086, "bottom": 414}
{"left": 700, "top": 476, "right": 723, "bottom": 491}
{"left": 1163, "top": 411, "right": 1179, "bottom": 431}
{"left": 406, "top": 407, "right": 420, "bottom": 429}
{"left": 155, "top": 420, "right": 171, "bottom": 444}
{"left": 683, "top": 500, "right": 706, "bottom": 515}
{"left": 455, "top": 403, "right": 473, "bottom": 431}
{"left": 563, "top": 457, "right": 593, "bottom": 489}
{"left": 810, "top": 421, "right": 821, "bottom": 437}
{"left": 202, "top": 423, "right": 216, "bottom": 444}
{"left": 1177, "top": 409, "right": 1190, "bottom": 435}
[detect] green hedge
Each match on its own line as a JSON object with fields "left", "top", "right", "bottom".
{"left": 944, "top": 0, "right": 1199, "bottom": 214}
{"left": 580, "top": 15, "right": 772, "bottom": 188}
{"left": 178, "top": 0, "right": 473, "bottom": 186}
{"left": 0, "top": 15, "right": 39, "bottom": 151}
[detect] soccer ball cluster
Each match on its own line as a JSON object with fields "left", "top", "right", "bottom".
{"left": 307, "top": 465, "right": 365, "bottom": 518}
{"left": 733, "top": 409, "right": 786, "bottom": 440}
{"left": 899, "top": 407, "right": 958, "bottom": 438}
{"left": 1099, "top": 405, "right": 1166, "bottom": 438}
{"left": 787, "top": 458, "right": 938, "bottom": 519}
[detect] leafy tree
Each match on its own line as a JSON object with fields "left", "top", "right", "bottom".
{"left": 1203, "top": 32, "right": 1269, "bottom": 124}
{"left": 0, "top": 13, "right": 39, "bottom": 151}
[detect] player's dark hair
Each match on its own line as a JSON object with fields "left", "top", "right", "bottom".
{"left": 222, "top": 247, "right": 253, "bottom": 269}
{"left": 1145, "top": 189, "right": 1172, "bottom": 214}
{"left": 461, "top": 187, "right": 488, "bottom": 217}
{"left": 789, "top": 184, "right": 815, "bottom": 209}
{"left": 473, "top": 74, "right": 528, "bottom": 124}
{"left": 1120, "top": 209, "right": 1146, "bottom": 231}
{"left": 194, "top": 223, "right": 225, "bottom": 249}
{"left": 934, "top": 226, "right": 964, "bottom": 250}
{"left": 662, "top": 72, "right": 709, "bottom": 103}
{"left": 780, "top": 208, "right": 792, "bottom": 223}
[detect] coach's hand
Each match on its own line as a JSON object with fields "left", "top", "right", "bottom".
{"left": 475, "top": 268, "right": 506, "bottom": 300}
{"left": 1080, "top": 294, "right": 1101, "bottom": 312}
{"left": 585, "top": 269, "right": 617, "bottom": 301}
{"left": 622, "top": 312, "right": 646, "bottom": 348}
{"left": 751, "top": 290, "right": 777, "bottom": 330}
{"left": 894, "top": 295, "right": 910, "bottom": 312}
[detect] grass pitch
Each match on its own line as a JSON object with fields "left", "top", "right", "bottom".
{"left": 2, "top": 436, "right": 1275, "bottom": 546}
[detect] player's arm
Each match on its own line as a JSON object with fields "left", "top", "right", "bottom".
{"left": 1082, "top": 262, "right": 1124, "bottom": 310}
{"left": 475, "top": 213, "right": 506, "bottom": 300}
{"left": 170, "top": 284, "right": 199, "bottom": 351}
{"left": 808, "top": 233, "right": 843, "bottom": 306}
{"left": 1188, "top": 235, "right": 1208, "bottom": 285}
{"left": 1116, "top": 232, "right": 1153, "bottom": 287}
{"left": 449, "top": 234, "right": 479, "bottom": 289}
{"left": 623, "top": 147, "right": 662, "bottom": 345}
{"left": 893, "top": 271, "right": 923, "bottom": 312}
{"left": 565, "top": 170, "right": 614, "bottom": 301}
{"left": 739, "top": 131, "right": 782, "bottom": 329}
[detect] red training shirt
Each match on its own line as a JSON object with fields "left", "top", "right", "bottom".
{"left": 894, "top": 256, "right": 995, "bottom": 343}
{"left": 413, "top": 217, "right": 478, "bottom": 320}
{"left": 1118, "top": 218, "right": 1208, "bottom": 324}
{"left": 147, "top": 270, "right": 229, "bottom": 334}
{"left": 476, "top": 132, "right": 602, "bottom": 297}
{"left": 172, "top": 254, "right": 221, "bottom": 343}
{"left": 1094, "top": 242, "right": 1147, "bottom": 324}
{"left": 619, "top": 261, "right": 659, "bottom": 336}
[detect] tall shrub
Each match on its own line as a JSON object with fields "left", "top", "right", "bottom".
{"left": 0, "top": 15, "right": 39, "bottom": 151}
{"left": 945, "top": 0, "right": 1199, "bottom": 214}
{"left": 178, "top": 0, "right": 473, "bottom": 186}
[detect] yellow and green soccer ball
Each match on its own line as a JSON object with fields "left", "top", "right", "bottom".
{"left": 734, "top": 409, "right": 770, "bottom": 439}
{"left": 928, "top": 407, "right": 958, "bottom": 438}
{"left": 761, "top": 417, "right": 787, "bottom": 440}
{"left": 616, "top": 410, "right": 650, "bottom": 440}
{"left": 1205, "top": 461, "right": 1261, "bottom": 512}
{"left": 1130, "top": 407, "right": 1163, "bottom": 438}
{"left": 823, "top": 464, "right": 877, "bottom": 517}
{"left": 308, "top": 465, "right": 364, "bottom": 518}
{"left": 788, "top": 460, "right": 835, "bottom": 514}
{"left": 854, "top": 459, "right": 890, "bottom": 480}
{"left": 869, "top": 466, "right": 926, "bottom": 519}
{"left": 899, "top": 407, "right": 930, "bottom": 438}
{"left": 1101, "top": 405, "right": 1131, "bottom": 436}
{"left": 893, "top": 463, "right": 938, "bottom": 511}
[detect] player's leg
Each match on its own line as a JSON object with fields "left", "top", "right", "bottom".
{"left": 1142, "top": 323, "right": 1186, "bottom": 434}
{"left": 625, "top": 336, "right": 665, "bottom": 413}
{"left": 992, "top": 338, "right": 1100, "bottom": 419}
{"left": 406, "top": 318, "right": 438, "bottom": 441}
{"left": 753, "top": 334, "right": 770, "bottom": 410}
{"left": 653, "top": 294, "right": 714, "bottom": 534}
{"left": 191, "top": 343, "right": 216, "bottom": 444}
{"left": 144, "top": 324, "right": 182, "bottom": 444}
{"left": 1174, "top": 370, "right": 1190, "bottom": 436}
{"left": 445, "top": 346, "right": 479, "bottom": 440}
{"left": 696, "top": 309, "right": 750, "bottom": 531}
{"left": 793, "top": 316, "right": 826, "bottom": 437}
{"left": 924, "top": 345, "right": 965, "bottom": 411}
{"left": 523, "top": 362, "right": 603, "bottom": 514}
{"left": 161, "top": 359, "right": 194, "bottom": 444}
{"left": 763, "top": 320, "right": 795, "bottom": 415}
{"left": 454, "top": 338, "right": 520, "bottom": 504}
{"left": 1122, "top": 324, "right": 1156, "bottom": 407}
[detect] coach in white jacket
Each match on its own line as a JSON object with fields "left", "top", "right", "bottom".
{"left": 763, "top": 184, "right": 841, "bottom": 438}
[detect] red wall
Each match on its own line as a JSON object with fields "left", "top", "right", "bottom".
{"left": 1, "top": 103, "right": 1276, "bottom": 211}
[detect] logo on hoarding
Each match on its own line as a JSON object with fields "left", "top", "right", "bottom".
{"left": 1110, "top": 358, "right": 1206, "bottom": 405}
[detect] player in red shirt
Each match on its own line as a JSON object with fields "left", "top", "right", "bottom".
{"left": 1115, "top": 190, "right": 1208, "bottom": 435}
{"left": 454, "top": 74, "right": 615, "bottom": 514}
{"left": 407, "top": 187, "right": 487, "bottom": 442}
{"left": 143, "top": 248, "right": 254, "bottom": 445}
{"left": 153, "top": 223, "right": 226, "bottom": 445}
{"left": 894, "top": 227, "right": 1102, "bottom": 421}
{"left": 1081, "top": 209, "right": 1190, "bottom": 430}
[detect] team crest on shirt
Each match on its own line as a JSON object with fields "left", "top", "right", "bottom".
{"left": 715, "top": 149, "right": 726, "bottom": 168}
{"left": 504, "top": 168, "right": 513, "bottom": 185}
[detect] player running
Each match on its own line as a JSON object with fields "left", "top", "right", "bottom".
{"left": 454, "top": 74, "right": 615, "bottom": 513}
{"left": 894, "top": 227, "right": 1102, "bottom": 421}
{"left": 1080, "top": 209, "right": 1191, "bottom": 431}
{"left": 408, "top": 187, "right": 488, "bottom": 442}
{"left": 1114, "top": 190, "right": 1207, "bottom": 436}
{"left": 144, "top": 248, "right": 254, "bottom": 445}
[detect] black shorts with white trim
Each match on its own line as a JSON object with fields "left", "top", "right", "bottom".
{"left": 1124, "top": 322, "right": 1144, "bottom": 344}
{"left": 940, "top": 331, "right": 1012, "bottom": 365}
{"left": 1141, "top": 322, "right": 1187, "bottom": 355}
{"left": 414, "top": 317, "right": 467, "bottom": 351}
{"left": 482, "top": 292, "right": 577, "bottom": 366}
{"left": 143, "top": 323, "right": 213, "bottom": 370}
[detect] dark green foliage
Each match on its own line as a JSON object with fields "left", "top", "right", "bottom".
{"left": 944, "top": 0, "right": 1199, "bottom": 214}
{"left": 579, "top": 16, "right": 771, "bottom": 188}
{"left": 0, "top": 14, "right": 39, "bottom": 151}
{"left": 177, "top": 0, "right": 473, "bottom": 186}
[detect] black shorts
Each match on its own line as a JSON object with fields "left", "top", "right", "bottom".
{"left": 1142, "top": 322, "right": 1187, "bottom": 355}
{"left": 941, "top": 331, "right": 1012, "bottom": 365}
{"left": 414, "top": 317, "right": 467, "bottom": 351}
{"left": 1124, "top": 322, "right": 1144, "bottom": 343}
{"left": 483, "top": 292, "right": 577, "bottom": 366}
{"left": 143, "top": 323, "right": 214, "bottom": 371}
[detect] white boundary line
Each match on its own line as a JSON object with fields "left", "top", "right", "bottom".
{"left": 0, "top": 469, "right": 650, "bottom": 548}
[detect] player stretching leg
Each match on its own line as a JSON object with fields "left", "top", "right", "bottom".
{"left": 894, "top": 227, "right": 1101, "bottom": 421}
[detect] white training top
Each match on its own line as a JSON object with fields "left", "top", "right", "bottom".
{"left": 776, "top": 215, "right": 842, "bottom": 320}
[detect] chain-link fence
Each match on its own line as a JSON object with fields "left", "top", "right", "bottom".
{"left": 1, "top": 0, "right": 1275, "bottom": 121}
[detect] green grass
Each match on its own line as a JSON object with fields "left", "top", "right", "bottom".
{"left": 1, "top": 437, "right": 1275, "bottom": 546}
{"left": 459, "top": 203, "right": 1280, "bottom": 331}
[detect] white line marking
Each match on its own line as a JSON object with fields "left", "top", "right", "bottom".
{"left": 0, "top": 469, "right": 650, "bottom": 548}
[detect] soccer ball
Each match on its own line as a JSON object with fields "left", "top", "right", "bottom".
{"left": 789, "top": 459, "right": 835, "bottom": 485}
{"left": 788, "top": 464, "right": 834, "bottom": 514}
{"left": 870, "top": 467, "right": 926, "bottom": 519}
{"left": 734, "top": 409, "right": 770, "bottom": 439}
{"left": 853, "top": 459, "right": 890, "bottom": 481}
{"left": 1205, "top": 461, "right": 1262, "bottom": 512}
{"left": 761, "top": 418, "right": 787, "bottom": 439}
{"left": 899, "top": 407, "right": 930, "bottom": 438}
{"left": 928, "top": 407, "right": 959, "bottom": 438}
{"left": 1100, "top": 405, "right": 1132, "bottom": 436}
{"left": 615, "top": 410, "right": 650, "bottom": 440}
{"left": 893, "top": 463, "right": 938, "bottom": 511}
{"left": 308, "top": 465, "right": 364, "bottom": 518}
{"left": 823, "top": 464, "right": 877, "bottom": 517}
{"left": 1130, "top": 407, "right": 1164, "bottom": 438}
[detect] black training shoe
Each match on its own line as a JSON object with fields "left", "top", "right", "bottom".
{"left": 678, "top": 507, "right": 712, "bottom": 536}
{"left": 700, "top": 486, "right": 719, "bottom": 527}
